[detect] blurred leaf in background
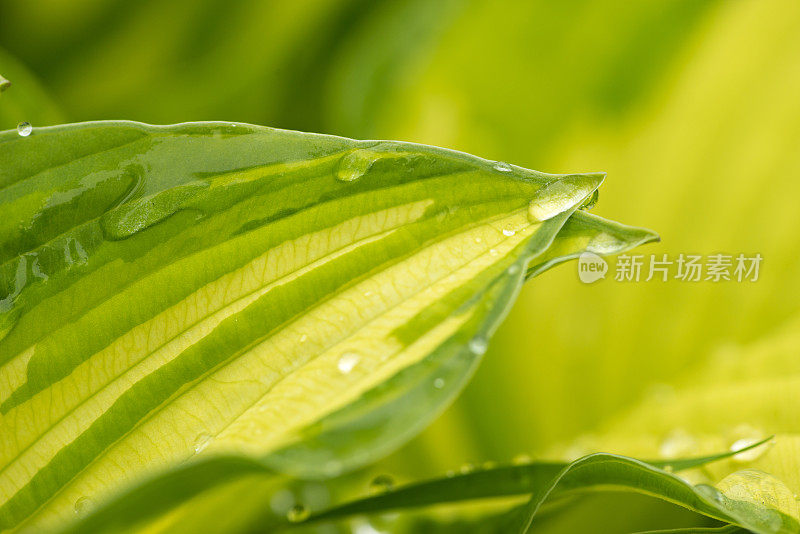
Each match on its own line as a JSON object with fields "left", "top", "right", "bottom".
{"left": 3, "top": 0, "right": 800, "bottom": 531}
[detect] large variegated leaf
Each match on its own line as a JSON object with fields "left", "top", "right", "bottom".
{"left": 0, "top": 121, "right": 655, "bottom": 533}
{"left": 54, "top": 205, "right": 658, "bottom": 534}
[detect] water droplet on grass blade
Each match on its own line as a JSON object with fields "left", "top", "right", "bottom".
{"left": 17, "top": 122, "right": 32, "bottom": 137}
{"left": 729, "top": 425, "right": 769, "bottom": 463}
{"left": 337, "top": 352, "right": 360, "bottom": 374}
{"left": 493, "top": 161, "right": 513, "bottom": 173}
{"left": 369, "top": 474, "right": 395, "bottom": 494}
{"left": 287, "top": 504, "right": 309, "bottom": 523}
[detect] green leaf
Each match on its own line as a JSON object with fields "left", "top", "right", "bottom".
{"left": 299, "top": 440, "right": 771, "bottom": 527}
{"left": 512, "top": 455, "right": 798, "bottom": 534}
{"left": 0, "top": 120, "right": 654, "bottom": 532}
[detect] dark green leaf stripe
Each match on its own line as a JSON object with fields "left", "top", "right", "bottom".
{"left": 0, "top": 121, "right": 653, "bottom": 532}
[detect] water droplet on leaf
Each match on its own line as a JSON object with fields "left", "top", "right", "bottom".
{"left": 696, "top": 483, "right": 724, "bottom": 504}
{"left": 194, "top": 433, "right": 212, "bottom": 453}
{"left": 17, "top": 122, "right": 32, "bottom": 137}
{"left": 493, "top": 161, "right": 513, "bottom": 173}
{"left": 336, "top": 148, "right": 380, "bottom": 182}
{"left": 369, "top": 474, "right": 395, "bottom": 494}
{"left": 527, "top": 174, "right": 603, "bottom": 222}
{"left": 433, "top": 378, "right": 445, "bottom": 389}
{"left": 717, "top": 469, "right": 799, "bottom": 525}
{"left": 729, "top": 425, "right": 769, "bottom": 463}
{"left": 579, "top": 189, "right": 599, "bottom": 211}
{"left": 287, "top": 504, "right": 310, "bottom": 523}
{"left": 74, "top": 496, "right": 93, "bottom": 516}
{"left": 468, "top": 337, "right": 488, "bottom": 355}
{"left": 502, "top": 227, "right": 516, "bottom": 237}
{"left": 337, "top": 352, "right": 360, "bottom": 374}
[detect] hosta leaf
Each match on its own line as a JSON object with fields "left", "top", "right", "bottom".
{"left": 0, "top": 120, "right": 654, "bottom": 532}
{"left": 55, "top": 207, "right": 657, "bottom": 534}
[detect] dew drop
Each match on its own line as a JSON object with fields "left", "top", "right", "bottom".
{"left": 433, "top": 377, "right": 445, "bottom": 389}
{"left": 489, "top": 248, "right": 499, "bottom": 256}
{"left": 579, "top": 189, "right": 599, "bottom": 211}
{"left": 74, "top": 496, "right": 93, "bottom": 516}
{"left": 502, "top": 227, "right": 516, "bottom": 237}
{"left": 298, "top": 334, "right": 308, "bottom": 343}
{"left": 729, "top": 425, "right": 769, "bottom": 463}
{"left": 695, "top": 483, "right": 724, "bottom": 504}
{"left": 369, "top": 474, "right": 395, "bottom": 494}
{"left": 493, "top": 161, "right": 513, "bottom": 173}
{"left": 717, "top": 469, "right": 799, "bottom": 524}
{"left": 731, "top": 438, "right": 767, "bottom": 463}
{"left": 17, "top": 122, "right": 32, "bottom": 137}
{"left": 336, "top": 148, "right": 380, "bottom": 182}
{"left": 527, "top": 174, "right": 603, "bottom": 222}
{"left": 468, "top": 337, "right": 488, "bottom": 355}
{"left": 474, "top": 237, "right": 482, "bottom": 244}
{"left": 286, "top": 504, "right": 310, "bottom": 523}
{"left": 507, "top": 264, "right": 521, "bottom": 275}
{"left": 337, "top": 352, "right": 360, "bottom": 374}
{"left": 193, "top": 433, "right": 212, "bottom": 453}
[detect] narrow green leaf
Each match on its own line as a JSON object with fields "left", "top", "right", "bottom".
{"left": 301, "top": 440, "right": 770, "bottom": 526}
{"left": 0, "top": 120, "right": 654, "bottom": 532}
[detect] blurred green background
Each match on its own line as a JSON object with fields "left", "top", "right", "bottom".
{"left": 3, "top": 0, "right": 800, "bottom": 531}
